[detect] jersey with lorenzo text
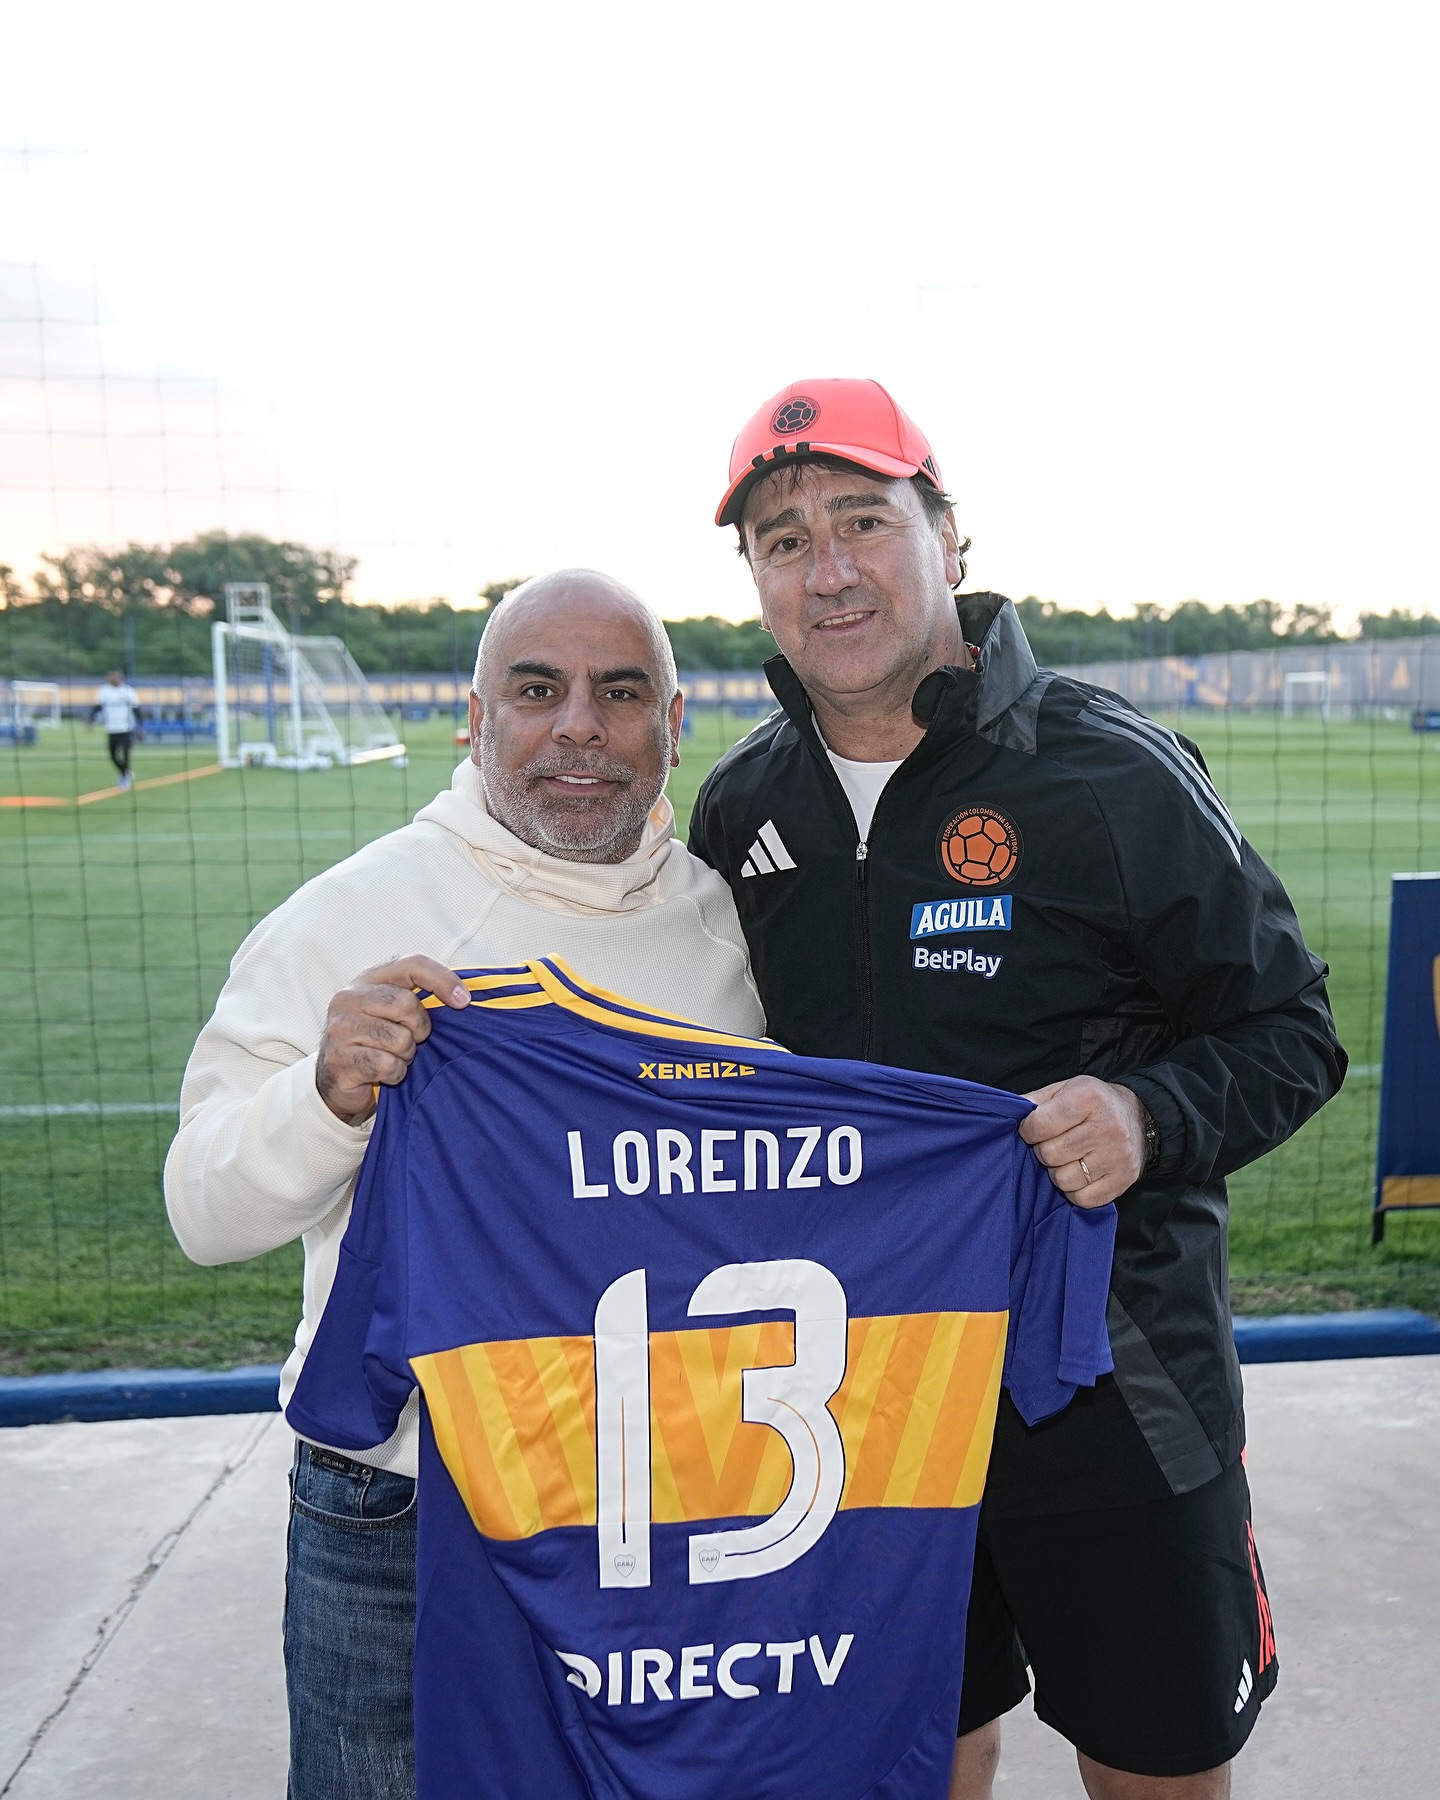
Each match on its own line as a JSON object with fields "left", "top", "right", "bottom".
{"left": 287, "top": 957, "right": 1116, "bottom": 1800}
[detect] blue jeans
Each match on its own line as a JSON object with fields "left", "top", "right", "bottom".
{"left": 284, "top": 1440, "right": 418, "bottom": 1800}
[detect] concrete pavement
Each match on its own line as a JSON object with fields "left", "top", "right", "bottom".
{"left": 1, "top": 1412, "right": 289, "bottom": 1798}
{"left": 995, "top": 1357, "right": 1440, "bottom": 1797}
{"left": 1, "top": 1358, "right": 1437, "bottom": 1797}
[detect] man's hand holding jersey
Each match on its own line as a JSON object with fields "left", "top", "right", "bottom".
{"left": 316, "top": 955, "right": 471, "bottom": 1124}
{"left": 1020, "top": 1076, "right": 1152, "bottom": 1208}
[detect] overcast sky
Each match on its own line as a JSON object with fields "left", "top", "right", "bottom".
{"left": 1, "top": 1, "right": 1436, "bottom": 626}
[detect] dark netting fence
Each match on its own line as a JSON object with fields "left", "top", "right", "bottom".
{"left": 3, "top": 205, "right": 1437, "bottom": 1373}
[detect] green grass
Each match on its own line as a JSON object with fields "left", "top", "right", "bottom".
{"left": 1168, "top": 712, "right": 1440, "bottom": 1313}
{"left": 2, "top": 704, "right": 1438, "bottom": 1374}
{"left": 0, "top": 708, "right": 755, "bottom": 1372}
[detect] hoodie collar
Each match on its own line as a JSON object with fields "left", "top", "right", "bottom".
{"left": 413, "top": 758, "right": 679, "bottom": 916}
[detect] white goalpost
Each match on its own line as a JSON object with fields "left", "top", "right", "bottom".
{"left": 10, "top": 681, "right": 61, "bottom": 730}
{"left": 211, "top": 583, "right": 405, "bottom": 770}
{"left": 1282, "top": 671, "right": 1331, "bottom": 720}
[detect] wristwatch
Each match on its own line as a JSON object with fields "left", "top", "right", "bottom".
{"left": 1141, "top": 1107, "right": 1161, "bottom": 1171}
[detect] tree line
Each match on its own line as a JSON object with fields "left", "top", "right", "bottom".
{"left": 1013, "top": 597, "right": 1438, "bottom": 665}
{"left": 0, "top": 532, "right": 1434, "bottom": 682}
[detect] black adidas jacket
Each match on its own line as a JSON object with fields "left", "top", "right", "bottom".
{"left": 688, "top": 594, "right": 1346, "bottom": 1515}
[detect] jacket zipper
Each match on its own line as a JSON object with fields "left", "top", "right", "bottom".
{"left": 855, "top": 840, "right": 873, "bottom": 1058}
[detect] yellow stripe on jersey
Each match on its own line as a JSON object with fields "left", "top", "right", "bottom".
{"left": 530, "top": 957, "right": 782, "bottom": 1054}
{"left": 412, "top": 1309, "right": 1007, "bottom": 1541}
{"left": 416, "top": 957, "right": 781, "bottom": 1051}
{"left": 419, "top": 971, "right": 552, "bottom": 1012}
{"left": 415, "top": 1335, "right": 597, "bottom": 1539}
{"left": 649, "top": 1322, "right": 798, "bottom": 1524}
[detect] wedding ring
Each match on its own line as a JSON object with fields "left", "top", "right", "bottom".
{"left": 1079, "top": 1158, "right": 1092, "bottom": 1182}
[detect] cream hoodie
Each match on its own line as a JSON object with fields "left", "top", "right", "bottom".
{"left": 164, "top": 759, "right": 765, "bottom": 1475}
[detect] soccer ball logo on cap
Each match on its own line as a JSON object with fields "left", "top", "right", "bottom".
{"left": 770, "top": 396, "right": 819, "bottom": 436}
{"left": 938, "top": 807, "right": 1022, "bottom": 888}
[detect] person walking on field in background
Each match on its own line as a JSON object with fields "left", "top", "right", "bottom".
{"left": 690, "top": 379, "right": 1345, "bottom": 1800}
{"left": 165, "top": 571, "right": 764, "bottom": 1800}
{"left": 88, "top": 668, "right": 142, "bottom": 789}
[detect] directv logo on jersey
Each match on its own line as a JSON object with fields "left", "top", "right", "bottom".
{"left": 910, "top": 896, "right": 1012, "bottom": 939}
{"left": 556, "top": 1633, "right": 855, "bottom": 1707}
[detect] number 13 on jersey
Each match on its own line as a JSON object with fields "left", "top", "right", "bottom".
{"left": 596, "top": 1259, "right": 848, "bottom": 1591}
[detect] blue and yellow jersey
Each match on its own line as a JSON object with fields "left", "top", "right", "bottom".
{"left": 288, "top": 958, "right": 1115, "bottom": 1800}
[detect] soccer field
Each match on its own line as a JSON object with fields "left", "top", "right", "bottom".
{"left": 2, "top": 707, "right": 1437, "bottom": 1373}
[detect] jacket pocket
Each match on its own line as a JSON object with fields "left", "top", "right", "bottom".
{"left": 1078, "top": 1014, "right": 1173, "bottom": 1081}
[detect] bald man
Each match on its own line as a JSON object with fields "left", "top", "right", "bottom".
{"left": 167, "top": 571, "right": 764, "bottom": 1800}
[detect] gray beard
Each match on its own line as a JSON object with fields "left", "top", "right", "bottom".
{"left": 480, "top": 719, "right": 671, "bottom": 864}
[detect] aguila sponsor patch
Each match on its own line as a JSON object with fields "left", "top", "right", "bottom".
{"left": 910, "top": 897, "right": 1012, "bottom": 939}
{"left": 937, "top": 806, "right": 1022, "bottom": 888}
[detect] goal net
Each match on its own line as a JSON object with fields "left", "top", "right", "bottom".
{"left": 13, "top": 681, "right": 61, "bottom": 728}
{"left": 2, "top": 679, "right": 61, "bottom": 738}
{"left": 211, "top": 583, "right": 405, "bottom": 769}
{"left": 1283, "top": 670, "right": 1331, "bottom": 719}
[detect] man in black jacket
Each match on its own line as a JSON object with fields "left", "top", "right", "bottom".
{"left": 690, "top": 379, "right": 1345, "bottom": 1800}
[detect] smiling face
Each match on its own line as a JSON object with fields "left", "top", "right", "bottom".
{"left": 470, "top": 572, "right": 683, "bottom": 863}
{"left": 741, "top": 463, "right": 965, "bottom": 749}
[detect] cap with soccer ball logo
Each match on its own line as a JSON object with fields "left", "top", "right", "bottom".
{"left": 715, "top": 378, "right": 945, "bottom": 528}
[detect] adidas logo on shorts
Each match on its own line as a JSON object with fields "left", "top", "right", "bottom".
{"left": 740, "top": 821, "right": 797, "bottom": 878}
{"left": 1234, "top": 1657, "right": 1253, "bottom": 1713}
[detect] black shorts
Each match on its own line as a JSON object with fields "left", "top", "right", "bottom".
{"left": 957, "top": 1458, "right": 1277, "bottom": 1778}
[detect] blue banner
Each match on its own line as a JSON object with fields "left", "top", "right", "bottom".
{"left": 1374, "top": 873, "right": 1440, "bottom": 1240}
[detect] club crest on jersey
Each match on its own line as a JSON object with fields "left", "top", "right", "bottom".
{"left": 910, "top": 896, "right": 1012, "bottom": 939}
{"left": 937, "top": 806, "right": 1022, "bottom": 889}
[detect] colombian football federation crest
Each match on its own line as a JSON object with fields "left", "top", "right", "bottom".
{"left": 937, "top": 807, "right": 1022, "bottom": 889}
{"left": 771, "top": 396, "right": 819, "bottom": 436}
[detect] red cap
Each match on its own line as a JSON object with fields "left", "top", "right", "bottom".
{"left": 715, "top": 378, "right": 944, "bottom": 528}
